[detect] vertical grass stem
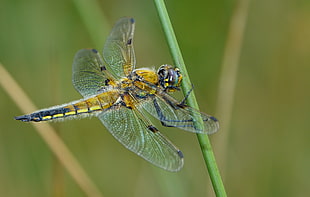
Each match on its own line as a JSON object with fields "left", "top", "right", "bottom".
{"left": 153, "top": 0, "right": 227, "bottom": 196}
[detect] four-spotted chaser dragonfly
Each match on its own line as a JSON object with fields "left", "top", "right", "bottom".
{"left": 15, "top": 17, "right": 219, "bottom": 171}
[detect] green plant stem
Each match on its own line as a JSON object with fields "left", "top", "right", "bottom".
{"left": 153, "top": 0, "right": 226, "bottom": 196}
{"left": 0, "top": 63, "right": 103, "bottom": 197}
{"left": 72, "top": 0, "right": 109, "bottom": 49}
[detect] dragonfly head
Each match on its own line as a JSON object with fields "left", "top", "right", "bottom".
{"left": 158, "top": 65, "right": 182, "bottom": 92}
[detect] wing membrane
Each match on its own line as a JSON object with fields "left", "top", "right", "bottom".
{"left": 140, "top": 93, "right": 219, "bottom": 134}
{"left": 98, "top": 105, "right": 183, "bottom": 171}
{"left": 72, "top": 49, "right": 113, "bottom": 97}
{"left": 103, "top": 17, "right": 136, "bottom": 78}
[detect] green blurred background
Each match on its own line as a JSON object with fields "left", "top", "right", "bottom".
{"left": 1, "top": 0, "right": 310, "bottom": 196}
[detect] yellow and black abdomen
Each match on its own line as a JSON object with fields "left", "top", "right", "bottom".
{"left": 15, "top": 91, "right": 119, "bottom": 122}
{"left": 15, "top": 107, "right": 76, "bottom": 122}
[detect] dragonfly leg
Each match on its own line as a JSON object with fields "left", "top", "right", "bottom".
{"left": 153, "top": 99, "right": 193, "bottom": 128}
{"left": 179, "top": 83, "right": 194, "bottom": 106}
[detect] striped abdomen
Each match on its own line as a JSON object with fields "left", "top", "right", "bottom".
{"left": 15, "top": 91, "right": 119, "bottom": 122}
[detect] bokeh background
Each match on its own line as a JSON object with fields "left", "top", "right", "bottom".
{"left": 1, "top": 0, "right": 310, "bottom": 196}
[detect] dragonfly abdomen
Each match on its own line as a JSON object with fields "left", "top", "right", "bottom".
{"left": 15, "top": 92, "right": 119, "bottom": 122}
{"left": 15, "top": 107, "right": 77, "bottom": 122}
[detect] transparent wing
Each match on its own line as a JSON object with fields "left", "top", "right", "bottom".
{"left": 72, "top": 48, "right": 114, "bottom": 97}
{"left": 98, "top": 105, "right": 184, "bottom": 172}
{"left": 103, "top": 17, "right": 136, "bottom": 78}
{"left": 140, "top": 93, "right": 219, "bottom": 134}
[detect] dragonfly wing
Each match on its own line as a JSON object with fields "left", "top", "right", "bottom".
{"left": 98, "top": 105, "right": 184, "bottom": 171}
{"left": 103, "top": 17, "right": 136, "bottom": 78}
{"left": 72, "top": 48, "right": 113, "bottom": 97}
{"left": 140, "top": 93, "right": 219, "bottom": 134}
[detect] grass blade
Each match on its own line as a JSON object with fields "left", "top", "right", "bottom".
{"left": 153, "top": 0, "right": 227, "bottom": 196}
{"left": 72, "top": 0, "right": 109, "bottom": 49}
{"left": 214, "top": 0, "right": 250, "bottom": 173}
{"left": 0, "top": 63, "right": 104, "bottom": 197}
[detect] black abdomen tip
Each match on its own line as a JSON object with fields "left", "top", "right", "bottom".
{"left": 15, "top": 115, "right": 31, "bottom": 122}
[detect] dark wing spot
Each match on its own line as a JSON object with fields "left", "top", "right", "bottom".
{"left": 91, "top": 49, "right": 98, "bottom": 53}
{"left": 101, "top": 66, "right": 107, "bottom": 71}
{"left": 104, "top": 79, "right": 110, "bottom": 86}
{"left": 129, "top": 18, "right": 135, "bottom": 24}
{"left": 147, "top": 125, "right": 159, "bottom": 133}
{"left": 177, "top": 150, "right": 184, "bottom": 158}
{"left": 127, "top": 38, "right": 132, "bottom": 45}
{"left": 210, "top": 116, "right": 218, "bottom": 122}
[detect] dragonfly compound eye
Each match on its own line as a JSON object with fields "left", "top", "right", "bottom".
{"left": 158, "top": 65, "right": 182, "bottom": 91}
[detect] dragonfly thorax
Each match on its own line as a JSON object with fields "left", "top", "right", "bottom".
{"left": 129, "top": 68, "right": 158, "bottom": 96}
{"left": 133, "top": 68, "right": 159, "bottom": 85}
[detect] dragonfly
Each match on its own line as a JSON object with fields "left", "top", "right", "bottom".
{"left": 15, "top": 17, "right": 219, "bottom": 171}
